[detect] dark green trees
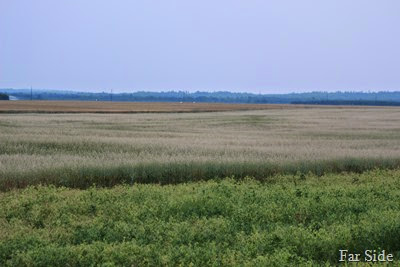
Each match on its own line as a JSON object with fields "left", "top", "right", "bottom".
{"left": 0, "top": 93, "right": 9, "bottom": 100}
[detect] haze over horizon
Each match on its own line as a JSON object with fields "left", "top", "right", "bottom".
{"left": 1, "top": 1, "right": 400, "bottom": 94}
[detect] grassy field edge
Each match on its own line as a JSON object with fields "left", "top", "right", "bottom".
{"left": 2, "top": 157, "right": 400, "bottom": 191}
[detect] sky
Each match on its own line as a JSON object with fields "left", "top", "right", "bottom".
{"left": 1, "top": 1, "right": 400, "bottom": 93}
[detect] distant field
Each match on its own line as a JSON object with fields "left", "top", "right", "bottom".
{"left": 0, "top": 101, "right": 323, "bottom": 113}
{"left": 1, "top": 106, "right": 400, "bottom": 190}
{"left": 0, "top": 100, "right": 388, "bottom": 114}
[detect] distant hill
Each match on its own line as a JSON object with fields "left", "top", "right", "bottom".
{"left": 1, "top": 89, "right": 400, "bottom": 106}
{"left": 0, "top": 93, "right": 9, "bottom": 100}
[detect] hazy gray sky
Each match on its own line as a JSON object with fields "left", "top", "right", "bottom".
{"left": 1, "top": 1, "right": 399, "bottom": 93}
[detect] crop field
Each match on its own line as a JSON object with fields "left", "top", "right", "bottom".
{"left": 1, "top": 170, "right": 400, "bottom": 266}
{"left": 1, "top": 105, "right": 400, "bottom": 265}
{"left": 0, "top": 106, "right": 400, "bottom": 190}
{"left": 0, "top": 100, "right": 320, "bottom": 113}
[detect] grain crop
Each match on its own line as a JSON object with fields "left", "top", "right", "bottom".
{"left": 0, "top": 101, "right": 326, "bottom": 113}
{"left": 1, "top": 106, "right": 399, "bottom": 189}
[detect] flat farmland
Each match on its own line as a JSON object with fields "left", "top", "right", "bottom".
{"left": 1, "top": 105, "right": 400, "bottom": 190}
{"left": 0, "top": 100, "right": 323, "bottom": 113}
{"left": 1, "top": 105, "right": 400, "bottom": 265}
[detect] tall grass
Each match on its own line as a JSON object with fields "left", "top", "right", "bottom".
{"left": 1, "top": 107, "right": 400, "bottom": 190}
{"left": 1, "top": 158, "right": 400, "bottom": 190}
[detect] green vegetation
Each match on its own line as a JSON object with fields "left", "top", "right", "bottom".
{"left": 1, "top": 169, "right": 400, "bottom": 266}
{"left": 0, "top": 93, "right": 9, "bottom": 100}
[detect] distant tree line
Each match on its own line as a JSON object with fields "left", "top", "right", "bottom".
{"left": 1, "top": 89, "right": 400, "bottom": 106}
{"left": 0, "top": 93, "right": 9, "bottom": 100}
{"left": 291, "top": 100, "right": 400, "bottom": 106}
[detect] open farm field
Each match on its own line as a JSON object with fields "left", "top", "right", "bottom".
{"left": 1, "top": 106, "right": 400, "bottom": 190}
{"left": 1, "top": 105, "right": 400, "bottom": 265}
{"left": 0, "top": 101, "right": 325, "bottom": 113}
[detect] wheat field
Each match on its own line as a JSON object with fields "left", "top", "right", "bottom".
{"left": 0, "top": 101, "right": 319, "bottom": 113}
{"left": 1, "top": 106, "right": 400, "bottom": 189}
